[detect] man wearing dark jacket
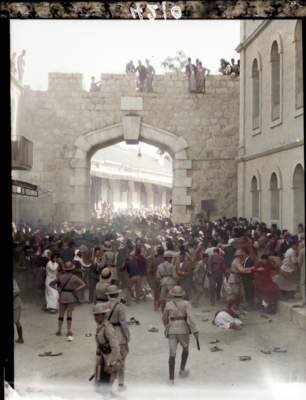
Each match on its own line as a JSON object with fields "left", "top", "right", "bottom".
{"left": 223, "top": 239, "right": 237, "bottom": 273}
{"left": 61, "top": 241, "right": 75, "bottom": 264}
{"left": 135, "top": 60, "right": 147, "bottom": 92}
{"left": 241, "top": 247, "right": 254, "bottom": 308}
{"left": 185, "top": 58, "right": 198, "bottom": 77}
{"left": 207, "top": 248, "right": 226, "bottom": 306}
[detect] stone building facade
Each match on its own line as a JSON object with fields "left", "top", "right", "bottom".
{"left": 12, "top": 72, "right": 240, "bottom": 226}
{"left": 236, "top": 20, "right": 304, "bottom": 234}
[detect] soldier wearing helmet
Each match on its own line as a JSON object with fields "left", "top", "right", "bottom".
{"left": 162, "top": 286, "right": 199, "bottom": 387}
{"left": 105, "top": 285, "right": 130, "bottom": 392}
{"left": 94, "top": 268, "right": 113, "bottom": 304}
{"left": 92, "top": 302, "right": 121, "bottom": 397}
{"left": 227, "top": 249, "right": 254, "bottom": 311}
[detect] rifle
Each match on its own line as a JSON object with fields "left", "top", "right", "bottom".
{"left": 89, "top": 373, "right": 95, "bottom": 381}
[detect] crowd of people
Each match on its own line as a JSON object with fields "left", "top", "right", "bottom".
{"left": 89, "top": 56, "right": 240, "bottom": 96}
{"left": 10, "top": 50, "right": 26, "bottom": 84}
{"left": 12, "top": 213, "right": 305, "bottom": 393}
{"left": 92, "top": 203, "right": 172, "bottom": 222}
{"left": 218, "top": 58, "right": 240, "bottom": 76}
{"left": 125, "top": 59, "right": 156, "bottom": 93}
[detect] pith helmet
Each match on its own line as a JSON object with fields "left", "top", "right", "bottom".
{"left": 164, "top": 251, "right": 174, "bottom": 258}
{"left": 169, "top": 286, "right": 185, "bottom": 297}
{"left": 91, "top": 303, "right": 111, "bottom": 315}
{"left": 105, "top": 285, "right": 121, "bottom": 295}
{"left": 99, "top": 267, "right": 113, "bottom": 282}
{"left": 234, "top": 249, "right": 245, "bottom": 256}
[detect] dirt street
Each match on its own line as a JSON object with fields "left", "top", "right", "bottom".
{"left": 12, "top": 288, "right": 306, "bottom": 400}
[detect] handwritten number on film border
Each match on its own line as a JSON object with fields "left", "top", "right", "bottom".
{"left": 130, "top": 2, "right": 182, "bottom": 20}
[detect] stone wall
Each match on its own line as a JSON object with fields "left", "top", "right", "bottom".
{"left": 13, "top": 72, "right": 240, "bottom": 226}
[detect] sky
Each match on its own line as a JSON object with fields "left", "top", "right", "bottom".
{"left": 10, "top": 19, "right": 240, "bottom": 159}
{"left": 10, "top": 19, "right": 240, "bottom": 92}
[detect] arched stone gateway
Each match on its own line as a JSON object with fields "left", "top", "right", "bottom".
{"left": 70, "top": 121, "right": 192, "bottom": 225}
{"left": 15, "top": 72, "right": 240, "bottom": 226}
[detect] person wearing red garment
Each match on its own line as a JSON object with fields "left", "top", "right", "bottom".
{"left": 254, "top": 254, "right": 281, "bottom": 314}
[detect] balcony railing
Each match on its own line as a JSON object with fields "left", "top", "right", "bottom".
{"left": 11, "top": 135, "right": 33, "bottom": 170}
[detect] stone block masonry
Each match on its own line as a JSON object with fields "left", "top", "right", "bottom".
{"left": 16, "top": 73, "right": 240, "bottom": 225}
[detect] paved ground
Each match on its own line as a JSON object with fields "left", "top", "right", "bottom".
{"left": 12, "top": 289, "right": 306, "bottom": 400}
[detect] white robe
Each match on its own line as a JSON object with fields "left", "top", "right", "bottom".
{"left": 213, "top": 311, "right": 243, "bottom": 329}
{"left": 45, "top": 261, "right": 59, "bottom": 309}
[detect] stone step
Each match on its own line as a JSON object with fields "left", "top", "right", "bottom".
{"left": 277, "top": 300, "right": 306, "bottom": 330}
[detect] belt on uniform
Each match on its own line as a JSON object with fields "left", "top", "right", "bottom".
{"left": 97, "top": 298, "right": 108, "bottom": 302}
{"left": 162, "top": 275, "right": 171, "bottom": 278}
{"left": 170, "top": 317, "right": 187, "bottom": 321}
{"left": 110, "top": 322, "right": 121, "bottom": 327}
{"left": 61, "top": 289, "right": 74, "bottom": 292}
{"left": 98, "top": 344, "right": 111, "bottom": 355}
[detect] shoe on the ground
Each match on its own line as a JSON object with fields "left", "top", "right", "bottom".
{"left": 168, "top": 380, "right": 174, "bottom": 386}
{"left": 179, "top": 369, "right": 190, "bottom": 377}
{"left": 15, "top": 339, "right": 24, "bottom": 344}
{"left": 118, "top": 385, "right": 127, "bottom": 392}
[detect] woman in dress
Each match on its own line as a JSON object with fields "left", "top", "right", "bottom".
{"left": 188, "top": 65, "right": 197, "bottom": 93}
{"left": 45, "top": 253, "right": 59, "bottom": 313}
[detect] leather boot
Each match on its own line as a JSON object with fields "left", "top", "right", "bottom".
{"left": 15, "top": 326, "right": 24, "bottom": 344}
{"left": 169, "top": 356, "right": 175, "bottom": 381}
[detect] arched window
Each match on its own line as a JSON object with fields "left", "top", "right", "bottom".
{"left": 271, "top": 41, "right": 280, "bottom": 121}
{"left": 293, "top": 164, "right": 305, "bottom": 233}
{"left": 251, "top": 176, "right": 259, "bottom": 218}
{"left": 270, "top": 173, "right": 279, "bottom": 220}
{"left": 295, "top": 21, "right": 303, "bottom": 110}
{"left": 252, "top": 59, "right": 260, "bottom": 130}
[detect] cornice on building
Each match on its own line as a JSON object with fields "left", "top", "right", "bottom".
{"left": 236, "top": 20, "right": 272, "bottom": 53}
{"left": 235, "top": 139, "right": 304, "bottom": 162}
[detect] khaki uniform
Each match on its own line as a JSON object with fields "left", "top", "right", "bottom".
{"left": 156, "top": 261, "right": 179, "bottom": 301}
{"left": 94, "top": 282, "right": 111, "bottom": 303}
{"left": 105, "top": 298, "right": 130, "bottom": 385}
{"left": 162, "top": 298, "right": 198, "bottom": 381}
{"left": 99, "top": 251, "right": 118, "bottom": 280}
{"left": 229, "top": 258, "right": 244, "bottom": 296}
{"left": 95, "top": 321, "right": 121, "bottom": 384}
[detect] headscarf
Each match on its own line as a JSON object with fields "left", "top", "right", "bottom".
{"left": 74, "top": 250, "right": 87, "bottom": 267}
{"left": 43, "top": 250, "right": 51, "bottom": 258}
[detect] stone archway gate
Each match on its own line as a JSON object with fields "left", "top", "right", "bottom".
{"left": 71, "top": 118, "right": 191, "bottom": 224}
{"left": 16, "top": 72, "right": 240, "bottom": 226}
